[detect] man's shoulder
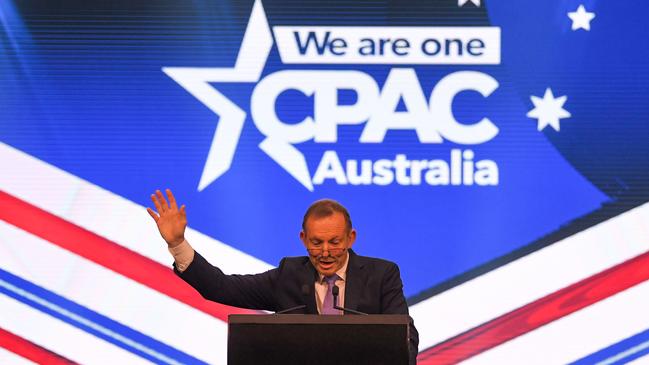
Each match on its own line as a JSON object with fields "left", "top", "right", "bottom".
{"left": 279, "top": 255, "right": 310, "bottom": 263}
{"left": 350, "top": 251, "right": 400, "bottom": 271}
{"left": 276, "top": 255, "right": 311, "bottom": 270}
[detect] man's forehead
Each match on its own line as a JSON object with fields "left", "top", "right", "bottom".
{"left": 303, "top": 212, "right": 347, "bottom": 235}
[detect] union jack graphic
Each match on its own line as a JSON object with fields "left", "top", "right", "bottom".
{"left": 2, "top": 145, "right": 649, "bottom": 364}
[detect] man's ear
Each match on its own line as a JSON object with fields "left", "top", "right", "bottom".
{"left": 300, "top": 230, "right": 307, "bottom": 248}
{"left": 348, "top": 229, "right": 357, "bottom": 247}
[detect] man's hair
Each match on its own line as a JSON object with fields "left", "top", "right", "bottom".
{"left": 302, "top": 199, "right": 352, "bottom": 233}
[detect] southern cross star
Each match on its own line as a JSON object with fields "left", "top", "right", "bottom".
{"left": 526, "top": 88, "right": 571, "bottom": 132}
{"left": 458, "top": 0, "right": 480, "bottom": 7}
{"left": 568, "top": 5, "right": 596, "bottom": 31}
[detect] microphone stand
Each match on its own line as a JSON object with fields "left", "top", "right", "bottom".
{"left": 275, "top": 304, "right": 307, "bottom": 314}
{"left": 275, "top": 284, "right": 311, "bottom": 314}
{"left": 332, "top": 285, "right": 368, "bottom": 315}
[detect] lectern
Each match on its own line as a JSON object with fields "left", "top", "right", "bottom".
{"left": 228, "top": 314, "right": 410, "bottom": 365}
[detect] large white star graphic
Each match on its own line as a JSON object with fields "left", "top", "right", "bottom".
{"left": 568, "top": 5, "right": 595, "bottom": 31}
{"left": 526, "top": 88, "right": 571, "bottom": 132}
{"left": 161, "top": 0, "right": 273, "bottom": 191}
{"left": 162, "top": 0, "right": 316, "bottom": 192}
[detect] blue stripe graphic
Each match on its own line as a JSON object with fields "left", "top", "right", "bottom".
{"left": 569, "top": 327, "right": 649, "bottom": 365}
{"left": 0, "top": 268, "right": 210, "bottom": 365}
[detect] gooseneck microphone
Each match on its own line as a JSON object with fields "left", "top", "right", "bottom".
{"left": 332, "top": 285, "right": 368, "bottom": 315}
{"left": 275, "top": 304, "right": 306, "bottom": 314}
{"left": 332, "top": 285, "right": 339, "bottom": 307}
{"left": 275, "top": 284, "right": 311, "bottom": 314}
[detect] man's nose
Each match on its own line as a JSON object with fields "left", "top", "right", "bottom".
{"left": 322, "top": 243, "right": 331, "bottom": 257}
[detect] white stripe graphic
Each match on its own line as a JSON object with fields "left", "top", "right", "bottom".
{"left": 624, "top": 352, "right": 649, "bottom": 365}
{"left": 0, "top": 220, "right": 227, "bottom": 365}
{"left": 597, "top": 339, "right": 649, "bottom": 365}
{"left": 0, "top": 279, "right": 181, "bottom": 365}
{"left": 0, "top": 142, "right": 273, "bottom": 276}
{"left": 410, "top": 201, "right": 649, "bottom": 350}
{"left": 0, "top": 347, "right": 37, "bottom": 365}
{"left": 462, "top": 279, "right": 649, "bottom": 365}
{"left": 4, "top": 141, "right": 649, "bottom": 362}
{"left": 0, "top": 294, "right": 151, "bottom": 365}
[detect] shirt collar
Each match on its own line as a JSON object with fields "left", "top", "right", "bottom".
{"left": 318, "top": 250, "right": 349, "bottom": 283}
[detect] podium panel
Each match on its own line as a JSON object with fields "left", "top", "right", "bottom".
{"left": 228, "top": 314, "right": 410, "bottom": 365}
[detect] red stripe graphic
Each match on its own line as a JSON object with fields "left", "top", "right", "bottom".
{"left": 0, "top": 327, "right": 77, "bottom": 364}
{"left": 0, "top": 190, "right": 256, "bottom": 321}
{"left": 417, "top": 249, "right": 649, "bottom": 364}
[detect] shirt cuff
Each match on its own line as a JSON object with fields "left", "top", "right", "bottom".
{"left": 168, "top": 239, "right": 195, "bottom": 273}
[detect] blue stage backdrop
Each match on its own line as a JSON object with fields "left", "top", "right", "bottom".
{"left": 1, "top": 0, "right": 649, "bottom": 364}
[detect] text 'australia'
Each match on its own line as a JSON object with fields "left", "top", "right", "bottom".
{"left": 313, "top": 149, "right": 498, "bottom": 186}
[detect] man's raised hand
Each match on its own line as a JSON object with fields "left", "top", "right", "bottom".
{"left": 147, "top": 189, "right": 187, "bottom": 248}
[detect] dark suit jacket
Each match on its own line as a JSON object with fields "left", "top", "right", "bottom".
{"left": 176, "top": 249, "right": 419, "bottom": 363}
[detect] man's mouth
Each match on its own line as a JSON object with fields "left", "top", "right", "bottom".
{"left": 318, "top": 260, "right": 335, "bottom": 269}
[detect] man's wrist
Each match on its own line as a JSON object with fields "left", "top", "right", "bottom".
{"left": 168, "top": 237, "right": 186, "bottom": 248}
{"left": 168, "top": 239, "right": 195, "bottom": 272}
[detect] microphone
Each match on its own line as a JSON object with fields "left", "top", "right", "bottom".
{"left": 275, "top": 304, "right": 306, "bottom": 314}
{"left": 275, "top": 284, "right": 311, "bottom": 314}
{"left": 332, "top": 285, "right": 368, "bottom": 315}
{"left": 332, "top": 285, "right": 339, "bottom": 306}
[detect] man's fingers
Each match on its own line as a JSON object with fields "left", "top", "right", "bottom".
{"left": 166, "top": 189, "right": 178, "bottom": 210}
{"left": 180, "top": 204, "right": 186, "bottom": 215}
{"left": 146, "top": 207, "right": 159, "bottom": 222}
{"left": 150, "top": 194, "right": 163, "bottom": 213}
{"left": 155, "top": 190, "right": 169, "bottom": 211}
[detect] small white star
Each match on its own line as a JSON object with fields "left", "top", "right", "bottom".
{"left": 526, "top": 88, "right": 571, "bottom": 132}
{"left": 458, "top": 0, "right": 480, "bottom": 7}
{"left": 568, "top": 5, "right": 595, "bottom": 31}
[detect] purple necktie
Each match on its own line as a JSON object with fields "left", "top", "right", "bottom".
{"left": 321, "top": 274, "right": 341, "bottom": 315}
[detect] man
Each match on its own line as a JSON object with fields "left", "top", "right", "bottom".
{"left": 147, "top": 189, "right": 419, "bottom": 363}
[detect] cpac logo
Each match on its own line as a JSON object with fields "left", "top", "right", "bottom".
{"left": 163, "top": 0, "right": 499, "bottom": 191}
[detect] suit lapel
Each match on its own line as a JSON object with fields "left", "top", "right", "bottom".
{"left": 301, "top": 259, "right": 319, "bottom": 314}
{"left": 344, "top": 249, "right": 365, "bottom": 312}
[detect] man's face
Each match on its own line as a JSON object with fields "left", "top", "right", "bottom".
{"left": 300, "top": 212, "right": 356, "bottom": 277}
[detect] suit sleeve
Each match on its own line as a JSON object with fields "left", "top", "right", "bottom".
{"left": 381, "top": 263, "right": 420, "bottom": 365}
{"left": 174, "top": 250, "right": 279, "bottom": 311}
